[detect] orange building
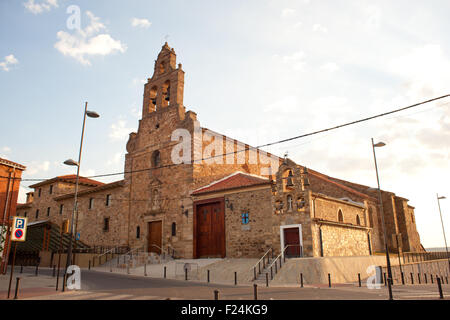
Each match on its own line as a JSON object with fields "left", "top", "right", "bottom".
{"left": 0, "top": 157, "right": 26, "bottom": 274}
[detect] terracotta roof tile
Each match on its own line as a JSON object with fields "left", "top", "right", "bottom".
{"left": 0, "top": 157, "right": 26, "bottom": 170}
{"left": 29, "top": 174, "right": 104, "bottom": 188}
{"left": 192, "top": 172, "right": 270, "bottom": 195}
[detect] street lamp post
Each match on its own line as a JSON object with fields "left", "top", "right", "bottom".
{"left": 436, "top": 194, "right": 450, "bottom": 273}
{"left": 371, "top": 138, "right": 394, "bottom": 300}
{"left": 64, "top": 102, "right": 99, "bottom": 274}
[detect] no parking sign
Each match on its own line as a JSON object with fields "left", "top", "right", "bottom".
{"left": 11, "top": 217, "right": 28, "bottom": 242}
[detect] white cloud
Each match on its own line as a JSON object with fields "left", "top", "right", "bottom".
{"left": 0, "top": 146, "right": 12, "bottom": 159}
{"left": 0, "top": 54, "right": 19, "bottom": 71}
{"left": 26, "top": 160, "right": 51, "bottom": 175}
{"left": 263, "top": 96, "right": 299, "bottom": 113}
{"left": 281, "top": 8, "right": 296, "bottom": 18}
{"left": 388, "top": 44, "right": 450, "bottom": 101}
{"left": 281, "top": 51, "right": 306, "bottom": 71}
{"left": 1, "top": 146, "right": 11, "bottom": 153}
{"left": 54, "top": 11, "right": 127, "bottom": 66}
{"left": 364, "top": 5, "right": 382, "bottom": 29}
{"left": 24, "top": 0, "right": 58, "bottom": 14}
{"left": 131, "top": 18, "right": 152, "bottom": 28}
{"left": 319, "top": 62, "right": 340, "bottom": 73}
{"left": 312, "top": 24, "right": 328, "bottom": 33}
{"left": 109, "top": 119, "right": 135, "bottom": 141}
{"left": 106, "top": 152, "right": 124, "bottom": 166}
{"left": 80, "top": 168, "right": 96, "bottom": 177}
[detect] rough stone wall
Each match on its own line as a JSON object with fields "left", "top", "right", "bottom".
{"left": 319, "top": 224, "right": 371, "bottom": 257}
{"left": 17, "top": 181, "right": 74, "bottom": 223}
{"left": 325, "top": 176, "right": 424, "bottom": 253}
{"left": 17, "top": 181, "right": 97, "bottom": 223}
{"left": 224, "top": 188, "right": 273, "bottom": 258}
{"left": 313, "top": 196, "right": 367, "bottom": 226}
{"left": 16, "top": 181, "right": 127, "bottom": 248}
{"left": 125, "top": 102, "right": 196, "bottom": 257}
{"left": 395, "top": 198, "right": 422, "bottom": 252}
{"left": 59, "top": 187, "right": 128, "bottom": 247}
{"left": 308, "top": 173, "right": 384, "bottom": 253}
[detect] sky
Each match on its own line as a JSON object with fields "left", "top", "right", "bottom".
{"left": 0, "top": 0, "right": 449, "bottom": 249}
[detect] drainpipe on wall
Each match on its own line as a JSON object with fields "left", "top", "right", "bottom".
{"left": 127, "top": 157, "right": 133, "bottom": 249}
{"left": 319, "top": 225, "right": 324, "bottom": 257}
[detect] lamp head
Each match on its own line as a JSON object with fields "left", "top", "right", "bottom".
{"left": 86, "top": 110, "right": 100, "bottom": 118}
{"left": 373, "top": 142, "right": 386, "bottom": 148}
{"left": 438, "top": 196, "right": 446, "bottom": 200}
{"left": 64, "top": 159, "right": 79, "bottom": 166}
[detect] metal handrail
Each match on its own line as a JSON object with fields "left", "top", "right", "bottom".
{"left": 93, "top": 245, "right": 127, "bottom": 266}
{"left": 166, "top": 244, "right": 177, "bottom": 258}
{"left": 251, "top": 248, "right": 273, "bottom": 279}
{"left": 148, "top": 244, "right": 177, "bottom": 258}
{"left": 97, "top": 246, "right": 119, "bottom": 259}
{"left": 267, "top": 244, "right": 303, "bottom": 271}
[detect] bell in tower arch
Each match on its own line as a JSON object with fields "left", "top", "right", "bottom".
{"left": 286, "top": 170, "right": 294, "bottom": 187}
{"left": 165, "top": 85, "right": 171, "bottom": 101}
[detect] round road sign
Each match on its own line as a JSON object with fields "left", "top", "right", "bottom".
{"left": 15, "top": 229, "right": 23, "bottom": 239}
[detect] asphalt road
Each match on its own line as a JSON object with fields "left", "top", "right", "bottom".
{"left": 2, "top": 267, "right": 450, "bottom": 300}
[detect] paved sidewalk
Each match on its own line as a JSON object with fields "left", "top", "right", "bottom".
{"left": 2, "top": 267, "right": 449, "bottom": 300}
{"left": 0, "top": 266, "right": 62, "bottom": 300}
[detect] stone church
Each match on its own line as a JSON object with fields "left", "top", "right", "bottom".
{"left": 16, "top": 43, "right": 424, "bottom": 260}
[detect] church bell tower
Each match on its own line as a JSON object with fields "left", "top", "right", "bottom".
{"left": 142, "top": 42, "right": 185, "bottom": 118}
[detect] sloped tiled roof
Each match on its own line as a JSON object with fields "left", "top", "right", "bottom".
{"left": 53, "top": 180, "right": 124, "bottom": 200}
{"left": 308, "top": 169, "right": 377, "bottom": 201}
{"left": 0, "top": 157, "right": 26, "bottom": 170}
{"left": 192, "top": 172, "right": 270, "bottom": 195}
{"left": 29, "top": 174, "right": 104, "bottom": 188}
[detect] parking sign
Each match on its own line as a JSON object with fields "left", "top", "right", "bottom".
{"left": 11, "top": 217, "right": 28, "bottom": 242}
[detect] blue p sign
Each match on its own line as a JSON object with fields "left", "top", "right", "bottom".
{"left": 15, "top": 218, "right": 25, "bottom": 229}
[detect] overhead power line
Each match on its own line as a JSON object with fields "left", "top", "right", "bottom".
{"left": 1, "top": 94, "right": 449, "bottom": 184}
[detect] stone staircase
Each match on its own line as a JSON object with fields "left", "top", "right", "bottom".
{"left": 97, "top": 247, "right": 175, "bottom": 271}
{"left": 253, "top": 257, "right": 275, "bottom": 285}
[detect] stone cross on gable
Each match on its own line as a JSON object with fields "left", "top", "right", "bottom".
{"left": 287, "top": 195, "right": 293, "bottom": 211}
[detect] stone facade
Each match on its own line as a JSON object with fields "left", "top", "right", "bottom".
{"left": 16, "top": 177, "right": 128, "bottom": 249}
{"left": 15, "top": 43, "right": 424, "bottom": 259}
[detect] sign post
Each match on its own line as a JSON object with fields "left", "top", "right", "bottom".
{"left": 7, "top": 217, "right": 27, "bottom": 298}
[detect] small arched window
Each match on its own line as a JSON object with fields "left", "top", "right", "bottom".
{"left": 152, "top": 150, "right": 161, "bottom": 167}
{"left": 338, "top": 209, "right": 344, "bottom": 223}
{"left": 356, "top": 215, "right": 361, "bottom": 226}
{"left": 136, "top": 226, "right": 140, "bottom": 239}
{"left": 171, "top": 222, "right": 176, "bottom": 236}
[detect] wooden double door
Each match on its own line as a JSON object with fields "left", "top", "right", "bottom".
{"left": 195, "top": 200, "right": 225, "bottom": 258}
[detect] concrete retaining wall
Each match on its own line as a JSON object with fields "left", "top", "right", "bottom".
{"left": 271, "top": 255, "right": 400, "bottom": 285}
{"left": 38, "top": 251, "right": 98, "bottom": 268}
{"left": 382, "top": 259, "right": 450, "bottom": 284}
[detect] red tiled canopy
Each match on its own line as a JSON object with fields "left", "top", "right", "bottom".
{"left": 192, "top": 172, "right": 270, "bottom": 195}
